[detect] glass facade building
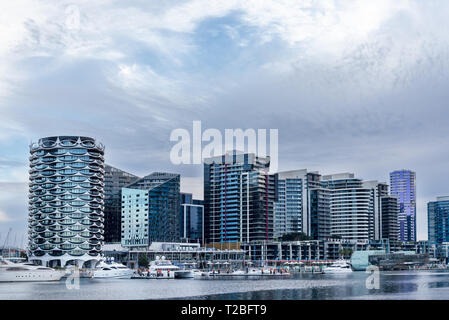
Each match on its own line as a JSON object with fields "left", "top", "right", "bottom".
{"left": 273, "top": 170, "right": 322, "bottom": 239}
{"left": 180, "top": 193, "right": 204, "bottom": 244}
{"left": 363, "top": 181, "right": 389, "bottom": 241}
{"left": 390, "top": 170, "right": 416, "bottom": 241}
{"left": 381, "top": 196, "right": 400, "bottom": 242}
{"left": 204, "top": 151, "right": 276, "bottom": 247}
{"left": 428, "top": 196, "right": 449, "bottom": 245}
{"left": 121, "top": 172, "right": 180, "bottom": 248}
{"left": 28, "top": 136, "right": 105, "bottom": 267}
{"left": 309, "top": 187, "right": 331, "bottom": 240}
{"left": 274, "top": 174, "right": 302, "bottom": 238}
{"left": 104, "top": 165, "right": 139, "bottom": 243}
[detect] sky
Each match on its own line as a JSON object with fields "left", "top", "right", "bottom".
{"left": 1, "top": 0, "right": 449, "bottom": 245}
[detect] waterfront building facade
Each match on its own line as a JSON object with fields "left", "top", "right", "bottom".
{"left": 381, "top": 196, "right": 400, "bottom": 242}
{"left": 28, "top": 136, "right": 105, "bottom": 267}
{"left": 121, "top": 172, "right": 180, "bottom": 248}
{"left": 180, "top": 193, "right": 204, "bottom": 244}
{"left": 243, "top": 239, "right": 431, "bottom": 264}
{"left": 428, "top": 196, "right": 449, "bottom": 245}
{"left": 273, "top": 170, "right": 322, "bottom": 239}
{"left": 103, "top": 242, "right": 245, "bottom": 270}
{"left": 363, "top": 181, "right": 389, "bottom": 240}
{"left": 204, "top": 151, "right": 276, "bottom": 248}
{"left": 321, "top": 173, "right": 372, "bottom": 241}
{"left": 309, "top": 187, "right": 331, "bottom": 240}
{"left": 104, "top": 164, "right": 139, "bottom": 243}
{"left": 390, "top": 170, "right": 417, "bottom": 241}
{"left": 319, "top": 174, "right": 388, "bottom": 241}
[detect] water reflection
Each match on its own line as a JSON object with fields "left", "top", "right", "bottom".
{"left": 0, "top": 271, "right": 448, "bottom": 300}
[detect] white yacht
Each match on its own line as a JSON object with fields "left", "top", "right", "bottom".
{"left": 148, "top": 256, "right": 179, "bottom": 279}
{"left": 323, "top": 259, "right": 353, "bottom": 273}
{"left": 197, "top": 267, "right": 290, "bottom": 278}
{"left": 174, "top": 263, "right": 198, "bottom": 279}
{"left": 0, "top": 257, "right": 66, "bottom": 282}
{"left": 193, "top": 270, "right": 209, "bottom": 279}
{"left": 92, "top": 259, "right": 134, "bottom": 279}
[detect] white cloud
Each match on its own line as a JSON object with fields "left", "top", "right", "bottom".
{"left": 0, "top": 210, "right": 12, "bottom": 222}
{"left": 0, "top": 0, "right": 448, "bottom": 241}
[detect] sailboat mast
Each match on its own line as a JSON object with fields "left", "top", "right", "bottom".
{"left": 3, "top": 228, "right": 11, "bottom": 258}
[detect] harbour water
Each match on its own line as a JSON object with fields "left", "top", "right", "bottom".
{"left": 0, "top": 270, "right": 449, "bottom": 300}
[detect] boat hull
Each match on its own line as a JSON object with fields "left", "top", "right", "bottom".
{"left": 323, "top": 268, "right": 353, "bottom": 274}
{"left": 149, "top": 271, "right": 176, "bottom": 279}
{"left": 92, "top": 270, "right": 134, "bottom": 279}
{"left": 0, "top": 270, "right": 66, "bottom": 282}
{"left": 175, "top": 270, "right": 194, "bottom": 279}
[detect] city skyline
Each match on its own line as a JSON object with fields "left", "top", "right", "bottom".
{"left": 3, "top": 1, "right": 449, "bottom": 243}
{"left": 0, "top": 136, "right": 433, "bottom": 247}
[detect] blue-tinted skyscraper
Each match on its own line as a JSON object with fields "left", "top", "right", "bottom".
{"left": 428, "top": 196, "right": 449, "bottom": 245}
{"left": 204, "top": 151, "right": 275, "bottom": 247}
{"left": 273, "top": 170, "right": 322, "bottom": 239}
{"left": 104, "top": 164, "right": 139, "bottom": 243}
{"left": 121, "top": 172, "right": 180, "bottom": 248}
{"left": 180, "top": 193, "right": 204, "bottom": 244}
{"left": 390, "top": 170, "right": 416, "bottom": 241}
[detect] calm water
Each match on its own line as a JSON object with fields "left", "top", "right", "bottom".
{"left": 1, "top": 271, "right": 449, "bottom": 300}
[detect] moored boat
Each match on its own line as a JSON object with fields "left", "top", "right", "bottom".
{"left": 148, "top": 256, "right": 179, "bottom": 279}
{"left": 0, "top": 256, "right": 66, "bottom": 282}
{"left": 323, "top": 260, "right": 353, "bottom": 273}
{"left": 92, "top": 259, "right": 134, "bottom": 279}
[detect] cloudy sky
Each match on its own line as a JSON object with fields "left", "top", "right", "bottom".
{"left": 1, "top": 0, "right": 449, "bottom": 244}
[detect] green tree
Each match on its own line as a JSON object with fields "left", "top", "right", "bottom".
{"left": 280, "top": 232, "right": 312, "bottom": 241}
{"left": 138, "top": 254, "right": 149, "bottom": 268}
{"left": 20, "top": 251, "right": 28, "bottom": 260}
{"left": 339, "top": 248, "right": 353, "bottom": 258}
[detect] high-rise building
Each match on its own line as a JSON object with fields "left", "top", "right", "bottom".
{"left": 203, "top": 151, "right": 276, "bottom": 248}
{"left": 390, "top": 170, "right": 417, "bottom": 241}
{"left": 381, "top": 196, "right": 400, "bottom": 242}
{"left": 309, "top": 187, "right": 331, "bottom": 240}
{"left": 428, "top": 196, "right": 449, "bottom": 245}
{"left": 363, "top": 181, "right": 389, "bottom": 240}
{"left": 321, "top": 173, "right": 371, "bottom": 241}
{"left": 28, "top": 136, "right": 105, "bottom": 267}
{"left": 273, "top": 170, "right": 321, "bottom": 239}
{"left": 180, "top": 193, "right": 204, "bottom": 244}
{"left": 121, "top": 172, "right": 180, "bottom": 248}
{"left": 104, "top": 165, "right": 139, "bottom": 243}
{"left": 320, "top": 174, "right": 387, "bottom": 241}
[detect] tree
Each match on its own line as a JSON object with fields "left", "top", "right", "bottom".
{"left": 339, "top": 248, "right": 353, "bottom": 258}
{"left": 20, "top": 251, "right": 28, "bottom": 260}
{"left": 138, "top": 254, "right": 149, "bottom": 268}
{"left": 280, "top": 232, "right": 312, "bottom": 242}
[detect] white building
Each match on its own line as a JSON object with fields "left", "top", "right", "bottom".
{"left": 28, "top": 136, "right": 105, "bottom": 268}
{"left": 321, "top": 173, "right": 388, "bottom": 241}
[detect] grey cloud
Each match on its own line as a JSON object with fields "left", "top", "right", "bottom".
{"left": 2, "top": 1, "right": 449, "bottom": 242}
